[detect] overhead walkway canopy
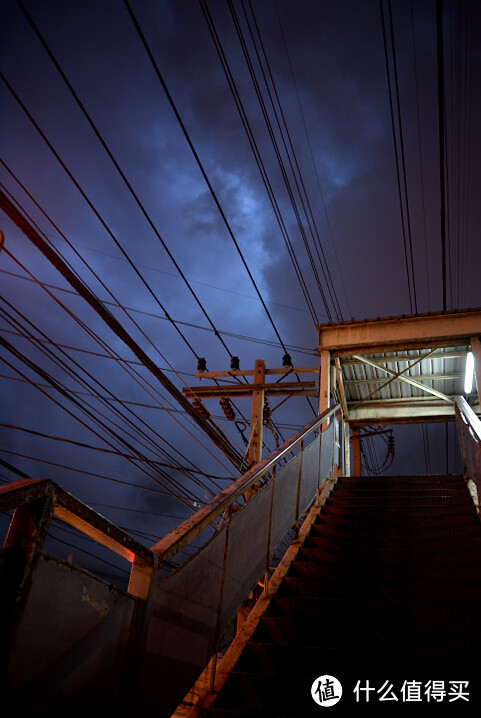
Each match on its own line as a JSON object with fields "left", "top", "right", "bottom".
{"left": 318, "top": 307, "right": 481, "bottom": 426}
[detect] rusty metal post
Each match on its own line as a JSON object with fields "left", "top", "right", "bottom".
{"left": 319, "top": 350, "right": 331, "bottom": 430}
{"left": 246, "top": 360, "right": 266, "bottom": 501}
{"left": 455, "top": 406, "right": 468, "bottom": 478}
{"left": 264, "top": 479, "right": 276, "bottom": 598}
{"left": 351, "top": 426, "right": 362, "bottom": 476}
{"left": 1, "top": 491, "right": 56, "bottom": 677}
{"left": 294, "top": 441, "right": 304, "bottom": 538}
{"left": 128, "top": 555, "right": 155, "bottom": 600}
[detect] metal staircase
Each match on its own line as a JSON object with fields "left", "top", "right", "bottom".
{"left": 199, "top": 473, "right": 481, "bottom": 716}
{"left": 2, "top": 392, "right": 481, "bottom": 715}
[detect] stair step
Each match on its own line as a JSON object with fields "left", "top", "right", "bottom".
{"left": 296, "top": 545, "right": 481, "bottom": 565}
{"left": 304, "top": 534, "right": 481, "bottom": 550}
{"left": 333, "top": 481, "right": 467, "bottom": 491}
{"left": 310, "top": 523, "right": 481, "bottom": 538}
{"left": 289, "top": 557, "right": 481, "bottom": 581}
{"left": 320, "top": 502, "right": 476, "bottom": 517}
{"left": 315, "top": 513, "right": 479, "bottom": 530}
{"left": 324, "top": 495, "right": 473, "bottom": 507}
{"left": 338, "top": 474, "right": 463, "bottom": 484}
{"left": 279, "top": 575, "right": 481, "bottom": 602}
{"left": 267, "top": 596, "right": 481, "bottom": 626}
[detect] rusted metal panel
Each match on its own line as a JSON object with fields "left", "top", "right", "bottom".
{"left": 220, "top": 482, "right": 272, "bottom": 627}
{"left": 7, "top": 554, "right": 136, "bottom": 707}
{"left": 298, "top": 435, "right": 321, "bottom": 511}
{"left": 319, "top": 419, "right": 336, "bottom": 481}
{"left": 138, "top": 528, "right": 228, "bottom": 716}
{"left": 190, "top": 477, "right": 335, "bottom": 718}
{"left": 136, "top": 423, "right": 338, "bottom": 716}
{"left": 269, "top": 453, "right": 302, "bottom": 552}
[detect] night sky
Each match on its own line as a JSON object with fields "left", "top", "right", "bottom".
{"left": 1, "top": 0, "right": 481, "bottom": 582}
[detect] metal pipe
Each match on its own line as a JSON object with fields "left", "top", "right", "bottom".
{"left": 454, "top": 396, "right": 481, "bottom": 443}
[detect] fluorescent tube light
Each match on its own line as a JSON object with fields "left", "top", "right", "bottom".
{"left": 464, "top": 351, "right": 474, "bottom": 394}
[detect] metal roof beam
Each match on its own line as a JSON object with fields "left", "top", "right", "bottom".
{"left": 347, "top": 397, "right": 480, "bottom": 424}
{"left": 318, "top": 309, "right": 481, "bottom": 354}
{"left": 340, "top": 351, "right": 466, "bottom": 366}
{"left": 344, "top": 373, "right": 463, "bottom": 385}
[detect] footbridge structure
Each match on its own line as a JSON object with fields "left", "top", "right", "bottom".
{"left": 1, "top": 309, "right": 481, "bottom": 715}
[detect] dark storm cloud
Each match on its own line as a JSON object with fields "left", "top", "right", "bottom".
{"left": 1, "top": 0, "right": 480, "bottom": 557}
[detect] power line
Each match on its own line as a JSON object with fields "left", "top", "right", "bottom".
{"left": 0, "top": 168, "right": 254, "bottom": 458}
{"left": 0, "top": 190, "right": 244, "bottom": 468}
{"left": 0, "top": 422, "right": 230, "bottom": 481}
{"left": 0, "top": 265, "right": 318, "bottom": 356}
{"left": 0, "top": 74, "right": 257, "bottom": 452}
{"left": 273, "top": 0, "right": 352, "bottom": 320}
{"left": 1, "top": 243, "right": 242, "bottom": 479}
{"left": 16, "top": 0, "right": 248, "bottom": 364}
{"left": 198, "top": 0, "right": 320, "bottom": 326}
{"left": 239, "top": 0, "right": 345, "bottom": 321}
{"left": 436, "top": 0, "right": 447, "bottom": 311}
{"left": 379, "top": 0, "right": 417, "bottom": 314}
{"left": 0, "top": 157, "right": 281, "bottom": 451}
{"left": 0, "top": 337, "right": 204, "bottom": 507}
{"left": 123, "top": 0, "right": 289, "bottom": 355}
{"left": 409, "top": 0, "right": 431, "bottom": 311}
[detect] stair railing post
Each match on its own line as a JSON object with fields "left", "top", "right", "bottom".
{"left": 294, "top": 441, "right": 304, "bottom": 538}
{"left": 264, "top": 475, "right": 275, "bottom": 598}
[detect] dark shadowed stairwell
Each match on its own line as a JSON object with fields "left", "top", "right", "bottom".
{"left": 198, "top": 473, "right": 481, "bottom": 716}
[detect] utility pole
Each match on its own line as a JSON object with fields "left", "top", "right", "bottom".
{"left": 248, "top": 359, "right": 266, "bottom": 469}
{"left": 183, "top": 359, "right": 319, "bottom": 495}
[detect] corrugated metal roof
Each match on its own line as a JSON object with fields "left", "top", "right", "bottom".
{"left": 340, "top": 345, "right": 470, "bottom": 406}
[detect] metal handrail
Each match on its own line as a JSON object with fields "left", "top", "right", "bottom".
{"left": 150, "top": 403, "right": 341, "bottom": 564}
{"left": 454, "top": 395, "right": 481, "bottom": 443}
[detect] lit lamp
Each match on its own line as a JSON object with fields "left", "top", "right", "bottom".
{"left": 464, "top": 351, "right": 474, "bottom": 394}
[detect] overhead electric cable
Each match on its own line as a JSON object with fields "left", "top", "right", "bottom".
{"left": 0, "top": 190, "right": 244, "bottom": 468}
{"left": 241, "top": 0, "right": 345, "bottom": 321}
{"left": 0, "top": 336, "right": 203, "bottom": 506}
{"left": 0, "top": 172, "right": 249, "bottom": 465}
{"left": 1, "top": 152, "right": 253, "bottom": 450}
{"left": 226, "top": 0, "right": 334, "bottom": 322}
{"left": 409, "top": 0, "right": 431, "bottom": 310}
{"left": 197, "top": 0, "right": 319, "bottom": 415}
{"left": 0, "top": 265, "right": 317, "bottom": 356}
{"left": 386, "top": 0, "right": 417, "bottom": 312}
{"left": 436, "top": 0, "right": 447, "bottom": 311}
{"left": 198, "top": 0, "right": 320, "bottom": 325}
{"left": 0, "top": 423, "right": 228, "bottom": 481}
{"left": 16, "top": 1, "right": 245, "bottom": 364}
{"left": 123, "top": 0, "right": 289, "bottom": 355}
{"left": 0, "top": 301, "right": 225, "bottom": 497}
{"left": 0, "top": 245, "right": 242, "bottom": 479}
{"left": 379, "top": 0, "right": 416, "bottom": 314}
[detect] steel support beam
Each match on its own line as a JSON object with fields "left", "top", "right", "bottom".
{"left": 318, "top": 308, "right": 481, "bottom": 354}
{"left": 351, "top": 426, "right": 362, "bottom": 475}
{"left": 319, "top": 350, "right": 330, "bottom": 429}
